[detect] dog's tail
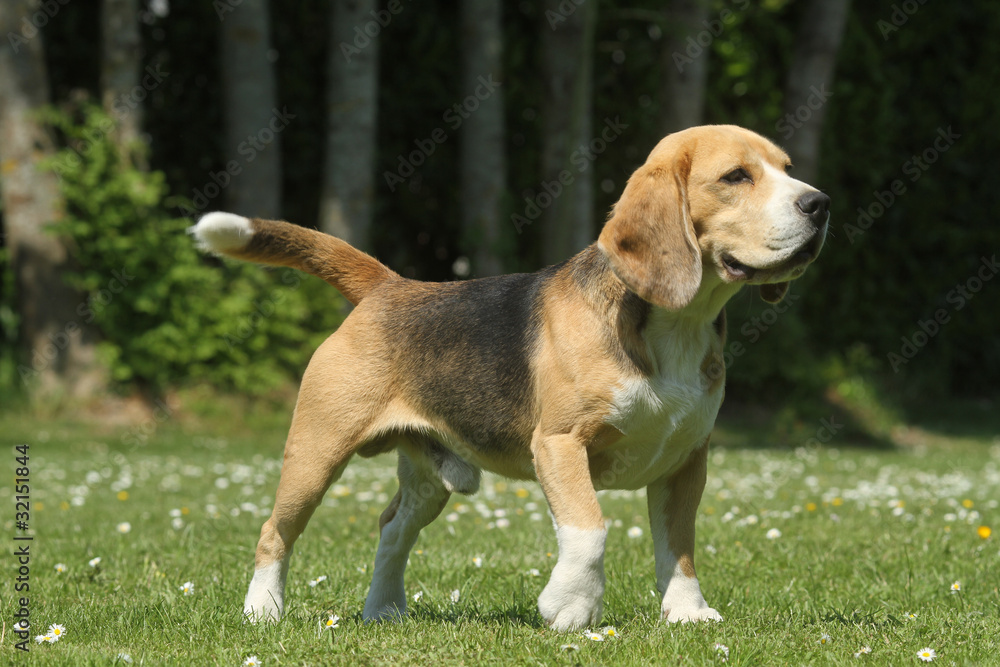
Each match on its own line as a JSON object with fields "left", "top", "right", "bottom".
{"left": 190, "top": 212, "right": 397, "bottom": 305}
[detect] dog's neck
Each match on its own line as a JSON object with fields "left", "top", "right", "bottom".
{"left": 570, "top": 245, "right": 740, "bottom": 325}
{"left": 567, "top": 245, "right": 742, "bottom": 375}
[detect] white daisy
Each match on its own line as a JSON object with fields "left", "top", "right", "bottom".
{"left": 89, "top": 556, "right": 102, "bottom": 567}
{"left": 714, "top": 642, "right": 729, "bottom": 660}
{"left": 766, "top": 528, "right": 782, "bottom": 540}
{"left": 854, "top": 646, "right": 872, "bottom": 657}
{"left": 54, "top": 563, "right": 67, "bottom": 573}
{"left": 560, "top": 643, "right": 580, "bottom": 651}
{"left": 472, "top": 556, "right": 483, "bottom": 568}
{"left": 917, "top": 647, "right": 936, "bottom": 662}
{"left": 627, "top": 526, "right": 643, "bottom": 538}
{"left": 818, "top": 633, "right": 831, "bottom": 645}
{"left": 243, "top": 656, "right": 262, "bottom": 666}
{"left": 309, "top": 575, "right": 328, "bottom": 587}
{"left": 323, "top": 614, "right": 340, "bottom": 629}
{"left": 527, "top": 568, "right": 540, "bottom": 577}
{"left": 583, "top": 631, "right": 604, "bottom": 641}
{"left": 950, "top": 581, "right": 961, "bottom": 593}
{"left": 450, "top": 589, "right": 460, "bottom": 603}
{"left": 116, "top": 522, "right": 131, "bottom": 534}
{"left": 412, "top": 590, "right": 423, "bottom": 602}
{"left": 47, "top": 624, "right": 66, "bottom": 640}
{"left": 180, "top": 581, "right": 195, "bottom": 595}
{"left": 117, "top": 654, "right": 133, "bottom": 664}
{"left": 602, "top": 626, "right": 619, "bottom": 638}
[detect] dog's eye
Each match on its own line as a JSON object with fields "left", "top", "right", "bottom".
{"left": 784, "top": 163, "right": 793, "bottom": 173}
{"left": 720, "top": 168, "right": 752, "bottom": 184}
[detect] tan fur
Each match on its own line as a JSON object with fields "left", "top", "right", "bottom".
{"left": 227, "top": 217, "right": 398, "bottom": 304}
{"left": 660, "top": 441, "right": 709, "bottom": 579}
{"left": 215, "top": 125, "right": 828, "bottom": 628}
{"left": 598, "top": 155, "right": 702, "bottom": 309}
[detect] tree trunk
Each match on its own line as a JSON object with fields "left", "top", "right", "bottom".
{"left": 459, "top": 0, "right": 506, "bottom": 277}
{"left": 101, "top": 0, "right": 144, "bottom": 164}
{"left": 660, "top": 0, "right": 711, "bottom": 135}
{"left": 220, "top": 0, "right": 282, "bottom": 218}
{"left": 0, "top": 0, "right": 104, "bottom": 397}
{"left": 320, "top": 0, "right": 379, "bottom": 251}
{"left": 539, "top": 0, "right": 597, "bottom": 266}
{"left": 780, "top": 0, "right": 851, "bottom": 185}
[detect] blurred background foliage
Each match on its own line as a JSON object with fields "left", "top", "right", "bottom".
{"left": 0, "top": 0, "right": 997, "bottom": 424}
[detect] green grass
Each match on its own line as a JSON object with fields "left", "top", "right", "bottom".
{"left": 1, "top": 404, "right": 998, "bottom": 666}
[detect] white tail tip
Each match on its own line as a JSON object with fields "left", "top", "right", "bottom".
{"left": 189, "top": 212, "right": 254, "bottom": 253}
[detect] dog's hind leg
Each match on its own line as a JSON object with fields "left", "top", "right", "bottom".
{"left": 362, "top": 446, "right": 451, "bottom": 622}
{"left": 243, "top": 336, "right": 381, "bottom": 623}
{"left": 243, "top": 419, "right": 357, "bottom": 623}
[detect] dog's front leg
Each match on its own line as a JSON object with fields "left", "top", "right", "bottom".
{"left": 647, "top": 441, "right": 722, "bottom": 623}
{"left": 532, "top": 433, "right": 607, "bottom": 632}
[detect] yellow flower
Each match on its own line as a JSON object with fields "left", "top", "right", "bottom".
{"left": 117, "top": 491, "right": 129, "bottom": 501}
{"left": 962, "top": 499, "right": 974, "bottom": 509}
{"left": 515, "top": 488, "right": 529, "bottom": 498}
{"left": 806, "top": 502, "right": 817, "bottom": 512}
{"left": 977, "top": 525, "right": 991, "bottom": 539}
{"left": 832, "top": 497, "right": 843, "bottom": 507}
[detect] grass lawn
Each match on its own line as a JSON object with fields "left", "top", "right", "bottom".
{"left": 1, "top": 400, "right": 998, "bottom": 665}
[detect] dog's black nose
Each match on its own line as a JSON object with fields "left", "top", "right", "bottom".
{"left": 796, "top": 191, "right": 831, "bottom": 223}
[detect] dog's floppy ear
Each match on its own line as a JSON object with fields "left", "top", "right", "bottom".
{"left": 598, "top": 156, "right": 702, "bottom": 310}
{"left": 759, "top": 282, "right": 790, "bottom": 303}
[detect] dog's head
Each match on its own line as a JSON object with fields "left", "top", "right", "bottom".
{"left": 598, "top": 125, "right": 829, "bottom": 308}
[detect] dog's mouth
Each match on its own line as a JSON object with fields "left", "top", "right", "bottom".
{"left": 721, "top": 255, "right": 757, "bottom": 281}
{"left": 722, "top": 229, "right": 825, "bottom": 284}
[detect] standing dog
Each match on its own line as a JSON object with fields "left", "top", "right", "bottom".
{"left": 192, "top": 125, "right": 829, "bottom": 630}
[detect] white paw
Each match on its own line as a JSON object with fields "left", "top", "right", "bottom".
{"left": 664, "top": 604, "right": 723, "bottom": 624}
{"left": 659, "top": 571, "right": 721, "bottom": 624}
{"left": 362, "top": 603, "right": 406, "bottom": 623}
{"left": 362, "top": 578, "right": 407, "bottom": 623}
{"left": 538, "top": 583, "right": 603, "bottom": 632}
{"left": 538, "top": 526, "right": 607, "bottom": 632}
{"left": 243, "top": 599, "right": 281, "bottom": 624}
{"left": 243, "top": 561, "right": 285, "bottom": 624}
{"left": 537, "top": 564, "right": 604, "bottom": 632}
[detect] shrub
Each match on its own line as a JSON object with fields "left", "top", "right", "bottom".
{"left": 41, "top": 104, "right": 346, "bottom": 393}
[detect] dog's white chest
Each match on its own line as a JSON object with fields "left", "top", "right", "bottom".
{"left": 593, "top": 316, "right": 723, "bottom": 490}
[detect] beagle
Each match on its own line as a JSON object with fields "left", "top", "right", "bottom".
{"left": 191, "top": 124, "right": 829, "bottom": 631}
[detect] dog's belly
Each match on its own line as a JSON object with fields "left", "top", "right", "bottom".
{"left": 589, "top": 375, "right": 723, "bottom": 490}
